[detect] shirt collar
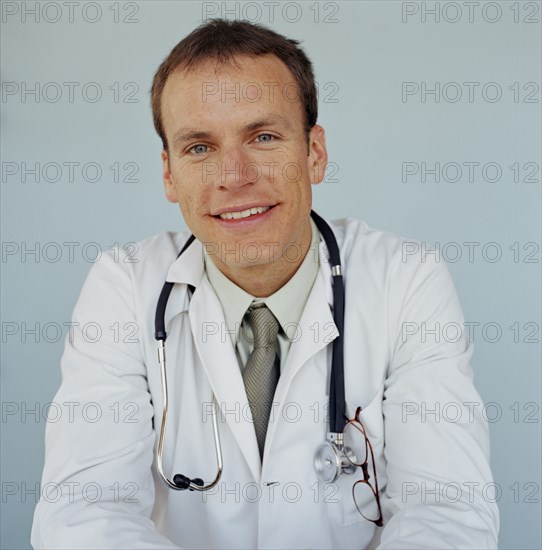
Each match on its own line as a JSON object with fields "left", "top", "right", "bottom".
{"left": 166, "top": 235, "right": 205, "bottom": 288}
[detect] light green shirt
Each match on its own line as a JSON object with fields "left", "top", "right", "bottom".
{"left": 204, "top": 217, "right": 320, "bottom": 371}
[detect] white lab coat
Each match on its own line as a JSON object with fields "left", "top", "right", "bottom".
{"left": 31, "top": 215, "right": 499, "bottom": 549}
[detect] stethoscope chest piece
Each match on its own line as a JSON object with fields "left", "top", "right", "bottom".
{"left": 314, "top": 434, "right": 357, "bottom": 483}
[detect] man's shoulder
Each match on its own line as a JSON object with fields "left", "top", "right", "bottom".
{"left": 329, "top": 216, "right": 420, "bottom": 260}
{"left": 329, "top": 216, "right": 446, "bottom": 286}
{"left": 130, "top": 230, "right": 192, "bottom": 260}
{"left": 91, "top": 230, "right": 193, "bottom": 285}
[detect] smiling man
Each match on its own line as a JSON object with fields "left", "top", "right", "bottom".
{"left": 159, "top": 52, "right": 327, "bottom": 297}
{"left": 32, "top": 19, "right": 499, "bottom": 549}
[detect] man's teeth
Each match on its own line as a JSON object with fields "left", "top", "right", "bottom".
{"left": 219, "top": 206, "right": 270, "bottom": 220}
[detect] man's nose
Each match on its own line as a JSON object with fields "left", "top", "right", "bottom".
{"left": 209, "top": 147, "right": 259, "bottom": 190}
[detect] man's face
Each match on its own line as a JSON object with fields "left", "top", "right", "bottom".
{"left": 161, "top": 54, "right": 327, "bottom": 279}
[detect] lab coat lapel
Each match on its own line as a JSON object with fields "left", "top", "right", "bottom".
{"left": 189, "top": 277, "right": 262, "bottom": 481}
{"left": 282, "top": 237, "right": 337, "bottom": 381}
{"left": 266, "top": 241, "right": 338, "bottom": 446}
{"left": 166, "top": 237, "right": 261, "bottom": 480}
{"left": 164, "top": 236, "right": 204, "bottom": 330}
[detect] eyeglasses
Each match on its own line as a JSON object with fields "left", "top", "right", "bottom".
{"left": 342, "top": 406, "right": 383, "bottom": 526}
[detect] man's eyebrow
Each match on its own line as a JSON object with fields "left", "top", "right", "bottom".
{"left": 244, "top": 114, "right": 293, "bottom": 132}
{"left": 172, "top": 129, "right": 212, "bottom": 146}
{"left": 171, "top": 115, "right": 293, "bottom": 147}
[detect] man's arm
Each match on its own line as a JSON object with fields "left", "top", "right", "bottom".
{"left": 378, "top": 252, "right": 500, "bottom": 548}
{"left": 31, "top": 248, "right": 180, "bottom": 549}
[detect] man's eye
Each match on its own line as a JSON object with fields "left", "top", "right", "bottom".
{"left": 188, "top": 144, "right": 209, "bottom": 155}
{"left": 256, "top": 133, "right": 275, "bottom": 143}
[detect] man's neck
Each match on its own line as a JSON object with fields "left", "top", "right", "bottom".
{"left": 209, "top": 226, "right": 313, "bottom": 297}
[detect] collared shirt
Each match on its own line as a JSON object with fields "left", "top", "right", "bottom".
{"left": 204, "top": 217, "right": 320, "bottom": 372}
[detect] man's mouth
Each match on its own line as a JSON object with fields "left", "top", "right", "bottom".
{"left": 215, "top": 205, "right": 273, "bottom": 220}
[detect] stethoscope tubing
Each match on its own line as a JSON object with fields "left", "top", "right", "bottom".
{"left": 154, "top": 210, "right": 345, "bottom": 490}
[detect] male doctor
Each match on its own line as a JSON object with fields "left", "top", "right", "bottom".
{"left": 32, "top": 19, "right": 499, "bottom": 549}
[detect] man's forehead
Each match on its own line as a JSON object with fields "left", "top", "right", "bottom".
{"left": 160, "top": 53, "right": 304, "bottom": 141}
{"left": 163, "top": 53, "right": 296, "bottom": 94}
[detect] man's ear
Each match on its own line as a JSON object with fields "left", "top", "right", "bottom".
{"left": 162, "top": 149, "right": 178, "bottom": 203}
{"left": 308, "top": 124, "right": 328, "bottom": 185}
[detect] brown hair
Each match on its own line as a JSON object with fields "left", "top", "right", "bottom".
{"left": 150, "top": 19, "right": 318, "bottom": 150}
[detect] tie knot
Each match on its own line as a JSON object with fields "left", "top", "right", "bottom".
{"left": 248, "top": 304, "right": 280, "bottom": 349}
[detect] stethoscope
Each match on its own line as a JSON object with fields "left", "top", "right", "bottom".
{"left": 154, "top": 209, "right": 355, "bottom": 491}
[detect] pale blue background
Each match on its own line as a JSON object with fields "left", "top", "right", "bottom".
{"left": 1, "top": 1, "right": 541, "bottom": 548}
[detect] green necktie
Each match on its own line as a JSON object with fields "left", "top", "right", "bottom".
{"left": 242, "top": 303, "right": 280, "bottom": 459}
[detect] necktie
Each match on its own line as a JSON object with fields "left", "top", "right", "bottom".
{"left": 242, "top": 303, "right": 280, "bottom": 459}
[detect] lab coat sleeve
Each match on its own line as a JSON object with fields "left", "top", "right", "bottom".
{"left": 31, "top": 248, "right": 181, "bottom": 549}
{"left": 377, "top": 252, "right": 500, "bottom": 549}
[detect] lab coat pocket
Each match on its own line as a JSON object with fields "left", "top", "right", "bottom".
{"left": 327, "top": 387, "right": 386, "bottom": 527}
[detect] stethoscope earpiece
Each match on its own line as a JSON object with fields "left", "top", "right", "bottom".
{"left": 173, "top": 474, "right": 204, "bottom": 491}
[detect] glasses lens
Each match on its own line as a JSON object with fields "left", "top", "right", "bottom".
{"left": 343, "top": 421, "right": 367, "bottom": 466}
{"left": 353, "top": 481, "right": 381, "bottom": 524}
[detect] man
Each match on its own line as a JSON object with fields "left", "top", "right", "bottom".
{"left": 32, "top": 19, "right": 499, "bottom": 549}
